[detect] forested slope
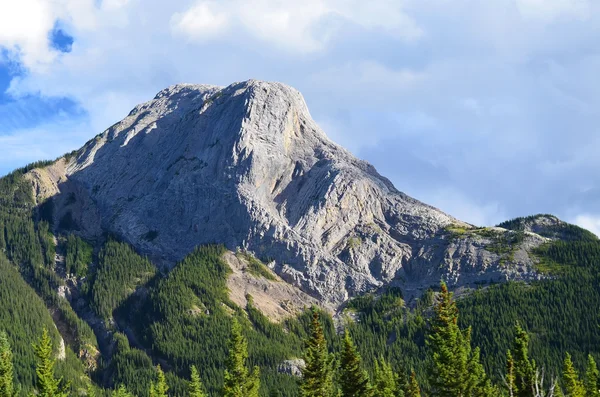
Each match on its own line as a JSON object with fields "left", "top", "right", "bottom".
{"left": 2, "top": 161, "right": 600, "bottom": 396}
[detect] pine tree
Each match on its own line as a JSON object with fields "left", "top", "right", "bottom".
{"left": 32, "top": 328, "right": 69, "bottom": 397}
{"left": 510, "top": 324, "right": 535, "bottom": 397}
{"left": 150, "top": 365, "right": 168, "bottom": 397}
{"left": 339, "top": 331, "right": 372, "bottom": 397}
{"left": 300, "top": 309, "right": 335, "bottom": 397}
{"left": 555, "top": 381, "right": 565, "bottom": 397}
{"left": 564, "top": 353, "right": 585, "bottom": 397}
{"left": 585, "top": 355, "right": 599, "bottom": 397}
{"left": 506, "top": 351, "right": 517, "bottom": 397}
{"left": 372, "top": 357, "right": 399, "bottom": 397}
{"left": 405, "top": 371, "right": 421, "bottom": 397}
{"left": 427, "top": 281, "right": 490, "bottom": 396}
{"left": 113, "top": 385, "right": 134, "bottom": 397}
{"left": 0, "top": 331, "right": 14, "bottom": 397}
{"left": 223, "top": 318, "right": 260, "bottom": 397}
{"left": 86, "top": 384, "right": 96, "bottom": 397}
{"left": 188, "top": 365, "right": 206, "bottom": 397}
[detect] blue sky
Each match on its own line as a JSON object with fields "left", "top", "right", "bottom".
{"left": 1, "top": 0, "right": 600, "bottom": 233}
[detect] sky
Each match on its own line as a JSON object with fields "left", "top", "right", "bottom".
{"left": 1, "top": 0, "right": 600, "bottom": 233}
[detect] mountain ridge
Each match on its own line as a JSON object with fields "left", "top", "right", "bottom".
{"left": 26, "top": 79, "right": 547, "bottom": 306}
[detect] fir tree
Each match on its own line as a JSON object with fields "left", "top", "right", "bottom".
{"left": 86, "top": 384, "right": 96, "bottom": 397}
{"left": 300, "top": 310, "right": 335, "bottom": 397}
{"left": 585, "top": 355, "right": 599, "bottom": 397}
{"left": 564, "top": 353, "right": 585, "bottom": 397}
{"left": 405, "top": 371, "right": 421, "bottom": 397}
{"left": 113, "top": 385, "right": 134, "bottom": 397}
{"left": 339, "top": 331, "right": 372, "bottom": 397}
{"left": 427, "top": 281, "right": 490, "bottom": 396}
{"left": 32, "top": 328, "right": 69, "bottom": 397}
{"left": 555, "top": 381, "right": 565, "bottom": 397}
{"left": 510, "top": 324, "right": 535, "bottom": 397}
{"left": 0, "top": 331, "right": 14, "bottom": 397}
{"left": 372, "top": 357, "right": 399, "bottom": 397}
{"left": 150, "top": 365, "right": 168, "bottom": 397}
{"left": 506, "top": 351, "right": 517, "bottom": 397}
{"left": 188, "top": 365, "right": 206, "bottom": 397}
{"left": 223, "top": 318, "right": 260, "bottom": 397}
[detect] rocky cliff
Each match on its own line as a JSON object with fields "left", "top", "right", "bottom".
{"left": 29, "top": 80, "right": 547, "bottom": 307}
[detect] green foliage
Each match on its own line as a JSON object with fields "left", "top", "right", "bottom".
{"left": 238, "top": 252, "right": 277, "bottom": 281}
{"left": 223, "top": 318, "right": 260, "bottom": 397}
{"left": 510, "top": 324, "right": 535, "bottom": 397}
{"left": 372, "top": 358, "right": 399, "bottom": 397}
{"left": 0, "top": 331, "right": 15, "bottom": 397}
{"left": 112, "top": 385, "right": 134, "bottom": 397}
{"left": 90, "top": 240, "right": 156, "bottom": 320}
{"left": 585, "top": 355, "right": 599, "bottom": 397}
{"left": 188, "top": 366, "right": 206, "bottom": 397}
{"left": 426, "top": 282, "right": 492, "bottom": 396}
{"left": 65, "top": 234, "right": 92, "bottom": 277}
{"left": 405, "top": 371, "right": 421, "bottom": 397}
{"left": 106, "top": 332, "right": 156, "bottom": 397}
{"left": 150, "top": 365, "right": 169, "bottom": 397}
{"left": 300, "top": 310, "right": 335, "bottom": 397}
{"left": 38, "top": 221, "right": 55, "bottom": 269}
{"left": 564, "top": 353, "right": 585, "bottom": 397}
{"left": 32, "top": 329, "right": 69, "bottom": 397}
{"left": 339, "top": 331, "right": 372, "bottom": 397}
{"left": 459, "top": 238, "right": 600, "bottom": 380}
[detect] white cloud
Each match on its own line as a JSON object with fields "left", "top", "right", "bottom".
{"left": 0, "top": 0, "right": 58, "bottom": 69}
{"left": 170, "top": 0, "right": 420, "bottom": 53}
{"left": 171, "top": 2, "right": 229, "bottom": 40}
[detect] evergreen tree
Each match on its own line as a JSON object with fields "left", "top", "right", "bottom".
{"left": 32, "top": 328, "right": 69, "bottom": 397}
{"left": 0, "top": 331, "right": 14, "bottom": 397}
{"left": 188, "top": 365, "right": 206, "bottom": 397}
{"left": 150, "top": 365, "right": 168, "bottom": 397}
{"left": 86, "top": 384, "right": 96, "bottom": 397}
{"left": 506, "top": 351, "right": 517, "bottom": 396}
{"left": 585, "top": 355, "right": 599, "bottom": 397}
{"left": 510, "top": 324, "right": 535, "bottom": 397}
{"left": 555, "top": 381, "right": 565, "bottom": 397}
{"left": 405, "top": 371, "right": 421, "bottom": 397}
{"left": 564, "top": 353, "right": 585, "bottom": 397}
{"left": 427, "top": 281, "right": 490, "bottom": 396}
{"left": 223, "top": 318, "right": 260, "bottom": 397}
{"left": 113, "top": 385, "right": 134, "bottom": 397}
{"left": 372, "top": 357, "right": 399, "bottom": 397}
{"left": 300, "top": 310, "right": 335, "bottom": 397}
{"left": 339, "top": 331, "right": 372, "bottom": 397}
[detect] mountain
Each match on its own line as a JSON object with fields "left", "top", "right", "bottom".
{"left": 27, "top": 80, "right": 545, "bottom": 306}
{"left": 3, "top": 80, "right": 600, "bottom": 396}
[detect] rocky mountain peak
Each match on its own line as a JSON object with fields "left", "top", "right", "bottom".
{"left": 29, "top": 80, "right": 546, "bottom": 306}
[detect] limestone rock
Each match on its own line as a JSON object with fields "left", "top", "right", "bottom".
{"left": 28, "top": 80, "right": 546, "bottom": 307}
{"left": 278, "top": 359, "right": 305, "bottom": 377}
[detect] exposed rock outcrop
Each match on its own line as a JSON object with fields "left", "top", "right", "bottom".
{"left": 27, "top": 80, "right": 547, "bottom": 307}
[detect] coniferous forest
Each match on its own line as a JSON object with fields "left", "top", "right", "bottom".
{"left": 2, "top": 163, "right": 600, "bottom": 396}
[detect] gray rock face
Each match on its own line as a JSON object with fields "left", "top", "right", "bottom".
{"left": 278, "top": 359, "right": 305, "bottom": 377}
{"left": 38, "top": 80, "right": 544, "bottom": 307}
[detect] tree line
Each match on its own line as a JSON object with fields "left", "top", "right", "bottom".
{"left": 1, "top": 281, "right": 597, "bottom": 397}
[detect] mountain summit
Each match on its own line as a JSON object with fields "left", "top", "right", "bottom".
{"left": 28, "top": 80, "right": 544, "bottom": 305}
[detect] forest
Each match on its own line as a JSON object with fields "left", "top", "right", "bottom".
{"left": 1, "top": 164, "right": 600, "bottom": 396}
